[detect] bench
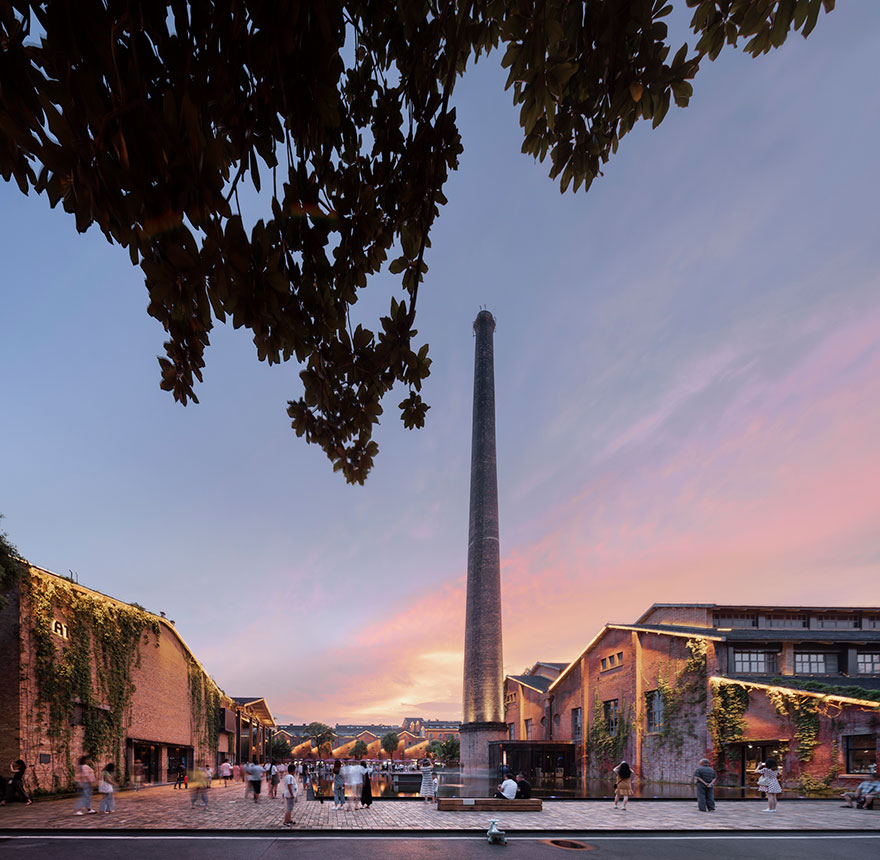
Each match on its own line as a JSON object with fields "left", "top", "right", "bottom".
{"left": 437, "top": 798, "right": 543, "bottom": 812}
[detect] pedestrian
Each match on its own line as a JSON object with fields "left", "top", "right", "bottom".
{"left": 612, "top": 761, "right": 634, "bottom": 810}
{"left": 332, "top": 759, "right": 345, "bottom": 810}
{"left": 246, "top": 759, "right": 263, "bottom": 803}
{"left": 419, "top": 758, "right": 435, "bottom": 803}
{"left": 755, "top": 758, "right": 782, "bottom": 813}
{"left": 73, "top": 756, "right": 96, "bottom": 815}
{"left": 514, "top": 772, "right": 531, "bottom": 799}
{"left": 205, "top": 763, "right": 213, "bottom": 789}
{"left": 282, "top": 763, "right": 298, "bottom": 827}
{"left": 2, "top": 761, "right": 32, "bottom": 806}
{"left": 269, "top": 760, "right": 280, "bottom": 798}
{"left": 133, "top": 759, "right": 144, "bottom": 792}
{"left": 694, "top": 758, "right": 717, "bottom": 812}
{"left": 190, "top": 762, "right": 209, "bottom": 809}
{"left": 97, "top": 762, "right": 117, "bottom": 814}
{"left": 347, "top": 759, "right": 363, "bottom": 810}
{"left": 174, "top": 761, "right": 186, "bottom": 789}
{"left": 220, "top": 760, "right": 232, "bottom": 787}
{"left": 360, "top": 760, "right": 373, "bottom": 808}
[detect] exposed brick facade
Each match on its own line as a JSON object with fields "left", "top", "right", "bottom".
{"left": 5, "top": 567, "right": 275, "bottom": 794}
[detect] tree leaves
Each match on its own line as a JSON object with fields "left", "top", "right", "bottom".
{"left": 0, "top": 0, "right": 836, "bottom": 482}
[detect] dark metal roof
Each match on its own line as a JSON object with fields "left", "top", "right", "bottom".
{"left": 724, "top": 630, "right": 880, "bottom": 643}
{"left": 731, "top": 675, "right": 880, "bottom": 694}
{"left": 507, "top": 674, "right": 553, "bottom": 692}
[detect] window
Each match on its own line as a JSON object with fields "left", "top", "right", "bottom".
{"left": 645, "top": 690, "right": 664, "bottom": 733}
{"left": 713, "top": 612, "right": 757, "bottom": 628}
{"left": 763, "top": 614, "right": 808, "bottom": 629}
{"left": 857, "top": 653, "right": 880, "bottom": 674}
{"left": 507, "top": 723, "right": 515, "bottom": 741}
{"left": 794, "top": 652, "right": 837, "bottom": 674}
{"left": 603, "top": 699, "right": 619, "bottom": 735}
{"left": 571, "top": 708, "right": 583, "bottom": 742}
{"left": 608, "top": 655, "right": 616, "bottom": 667}
{"left": 602, "top": 653, "right": 622, "bottom": 671}
{"left": 505, "top": 691, "right": 517, "bottom": 705}
{"left": 524, "top": 719, "right": 533, "bottom": 740}
{"left": 733, "top": 650, "right": 778, "bottom": 674}
{"left": 601, "top": 658, "right": 607, "bottom": 670}
{"left": 617, "top": 651, "right": 624, "bottom": 664}
{"left": 815, "top": 615, "right": 859, "bottom": 629}
{"left": 845, "top": 735, "right": 876, "bottom": 774}
{"left": 864, "top": 616, "right": 880, "bottom": 630}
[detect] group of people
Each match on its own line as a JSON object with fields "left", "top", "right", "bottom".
{"left": 71, "top": 756, "right": 118, "bottom": 815}
{"left": 494, "top": 772, "right": 532, "bottom": 800}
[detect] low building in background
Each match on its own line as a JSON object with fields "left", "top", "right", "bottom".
{"left": 0, "top": 565, "right": 276, "bottom": 794}
{"left": 499, "top": 604, "right": 880, "bottom": 789}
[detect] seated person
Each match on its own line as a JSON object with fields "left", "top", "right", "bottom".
{"left": 515, "top": 773, "right": 532, "bottom": 799}
{"left": 859, "top": 780, "right": 880, "bottom": 810}
{"left": 494, "top": 776, "right": 517, "bottom": 800}
{"left": 841, "top": 778, "right": 880, "bottom": 808}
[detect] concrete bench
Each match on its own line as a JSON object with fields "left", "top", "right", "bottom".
{"left": 437, "top": 798, "right": 543, "bottom": 812}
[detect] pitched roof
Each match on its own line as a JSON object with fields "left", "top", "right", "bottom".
{"left": 507, "top": 674, "right": 553, "bottom": 693}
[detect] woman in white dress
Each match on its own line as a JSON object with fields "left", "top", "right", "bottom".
{"left": 755, "top": 758, "right": 782, "bottom": 812}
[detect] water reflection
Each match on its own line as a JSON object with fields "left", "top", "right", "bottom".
{"left": 311, "top": 770, "right": 799, "bottom": 799}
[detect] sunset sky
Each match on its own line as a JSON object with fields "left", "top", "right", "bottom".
{"left": 2, "top": 4, "right": 879, "bottom": 726}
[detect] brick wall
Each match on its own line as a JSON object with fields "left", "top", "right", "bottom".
{"left": 0, "top": 582, "right": 21, "bottom": 769}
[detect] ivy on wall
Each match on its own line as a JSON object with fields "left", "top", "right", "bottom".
{"left": 655, "top": 638, "right": 708, "bottom": 752}
{"left": 767, "top": 688, "right": 821, "bottom": 763}
{"left": 585, "top": 692, "right": 633, "bottom": 773}
{"left": 24, "top": 569, "right": 160, "bottom": 790}
{"left": 187, "top": 659, "right": 222, "bottom": 760}
{"left": 707, "top": 680, "right": 750, "bottom": 771}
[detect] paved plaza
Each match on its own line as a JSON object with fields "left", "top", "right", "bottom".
{"left": 1, "top": 782, "right": 878, "bottom": 831}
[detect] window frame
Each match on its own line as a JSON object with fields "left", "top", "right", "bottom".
{"left": 603, "top": 699, "right": 619, "bottom": 736}
{"left": 845, "top": 735, "right": 876, "bottom": 774}
{"left": 645, "top": 689, "right": 664, "bottom": 733}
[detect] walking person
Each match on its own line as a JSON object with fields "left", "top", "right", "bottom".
{"left": 269, "top": 760, "right": 280, "bottom": 799}
{"left": 694, "top": 758, "right": 717, "bottom": 812}
{"left": 174, "top": 761, "right": 186, "bottom": 789}
{"left": 2, "top": 761, "right": 32, "bottom": 806}
{"left": 73, "top": 756, "right": 96, "bottom": 815}
{"left": 190, "top": 762, "right": 209, "bottom": 809}
{"left": 360, "top": 760, "right": 373, "bottom": 809}
{"left": 332, "top": 759, "right": 345, "bottom": 810}
{"left": 612, "top": 761, "right": 634, "bottom": 810}
{"left": 97, "top": 762, "right": 117, "bottom": 814}
{"left": 220, "top": 760, "right": 232, "bottom": 787}
{"left": 282, "top": 764, "right": 298, "bottom": 827}
{"left": 246, "top": 759, "right": 263, "bottom": 803}
{"left": 419, "top": 758, "right": 435, "bottom": 803}
{"left": 347, "top": 759, "right": 363, "bottom": 810}
{"left": 755, "top": 758, "right": 782, "bottom": 813}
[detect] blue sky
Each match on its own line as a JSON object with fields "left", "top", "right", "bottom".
{"left": 2, "top": 4, "right": 879, "bottom": 724}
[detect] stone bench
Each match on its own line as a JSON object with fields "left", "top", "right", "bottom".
{"left": 437, "top": 798, "right": 543, "bottom": 812}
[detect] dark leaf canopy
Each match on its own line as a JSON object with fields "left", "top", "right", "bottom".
{"left": 0, "top": 0, "right": 835, "bottom": 482}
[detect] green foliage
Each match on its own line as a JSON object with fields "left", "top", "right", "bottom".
{"left": 439, "top": 736, "right": 460, "bottom": 761}
{"left": 585, "top": 693, "right": 632, "bottom": 773}
{"left": 655, "top": 638, "right": 708, "bottom": 751}
{"left": 769, "top": 678, "right": 880, "bottom": 704}
{"left": 187, "top": 660, "right": 222, "bottom": 760}
{"left": 427, "top": 740, "right": 445, "bottom": 758}
{"left": 25, "top": 569, "right": 161, "bottom": 789}
{"left": 0, "top": 514, "right": 25, "bottom": 610}
{"left": 271, "top": 736, "right": 292, "bottom": 761}
{"left": 350, "top": 739, "right": 369, "bottom": 759}
{"left": 381, "top": 731, "right": 400, "bottom": 761}
{"left": 0, "top": 1, "right": 836, "bottom": 482}
{"left": 305, "top": 722, "right": 335, "bottom": 750}
{"left": 708, "top": 680, "right": 750, "bottom": 771}
{"left": 767, "top": 688, "right": 820, "bottom": 763}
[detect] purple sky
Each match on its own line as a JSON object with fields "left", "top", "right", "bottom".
{"left": 2, "top": 5, "right": 878, "bottom": 725}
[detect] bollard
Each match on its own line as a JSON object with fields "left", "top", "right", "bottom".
{"left": 487, "top": 819, "right": 507, "bottom": 845}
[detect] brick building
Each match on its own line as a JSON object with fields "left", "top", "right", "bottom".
{"left": 498, "top": 604, "right": 880, "bottom": 789}
{"left": 0, "top": 565, "right": 276, "bottom": 793}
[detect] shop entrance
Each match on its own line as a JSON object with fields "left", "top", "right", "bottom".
{"left": 166, "top": 745, "right": 193, "bottom": 782}
{"left": 130, "top": 741, "right": 160, "bottom": 785}
{"left": 735, "top": 742, "right": 784, "bottom": 787}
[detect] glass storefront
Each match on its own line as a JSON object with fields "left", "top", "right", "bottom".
{"left": 130, "top": 741, "right": 160, "bottom": 785}
{"left": 166, "top": 745, "right": 193, "bottom": 782}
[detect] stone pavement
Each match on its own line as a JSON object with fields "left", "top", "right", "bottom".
{"left": 1, "top": 782, "right": 878, "bottom": 831}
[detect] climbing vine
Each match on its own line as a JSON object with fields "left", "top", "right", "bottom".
{"left": 767, "top": 688, "right": 820, "bottom": 763}
{"left": 585, "top": 692, "right": 633, "bottom": 774}
{"left": 0, "top": 516, "right": 24, "bottom": 610}
{"left": 655, "top": 638, "right": 708, "bottom": 751}
{"left": 708, "top": 680, "right": 750, "bottom": 770}
{"left": 188, "top": 660, "right": 222, "bottom": 759}
{"left": 25, "top": 569, "right": 160, "bottom": 788}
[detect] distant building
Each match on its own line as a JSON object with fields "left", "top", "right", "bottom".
{"left": 499, "top": 604, "right": 880, "bottom": 788}
{"left": 0, "top": 565, "right": 276, "bottom": 794}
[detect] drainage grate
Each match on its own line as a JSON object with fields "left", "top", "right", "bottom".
{"left": 547, "top": 839, "right": 595, "bottom": 851}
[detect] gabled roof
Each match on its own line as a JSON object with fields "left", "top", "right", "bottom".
{"left": 507, "top": 674, "right": 553, "bottom": 693}
{"left": 636, "top": 603, "right": 880, "bottom": 625}
{"left": 531, "top": 661, "right": 569, "bottom": 672}
{"left": 232, "top": 697, "right": 275, "bottom": 726}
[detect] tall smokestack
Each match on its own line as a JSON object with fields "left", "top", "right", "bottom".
{"left": 460, "top": 310, "right": 506, "bottom": 779}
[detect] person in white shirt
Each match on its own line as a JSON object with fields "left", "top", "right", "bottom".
{"left": 347, "top": 759, "right": 364, "bottom": 810}
{"left": 219, "top": 760, "right": 232, "bottom": 787}
{"left": 494, "top": 777, "right": 517, "bottom": 800}
{"left": 282, "top": 764, "right": 298, "bottom": 827}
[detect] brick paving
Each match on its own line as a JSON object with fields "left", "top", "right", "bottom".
{"left": 1, "top": 782, "right": 878, "bottom": 831}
